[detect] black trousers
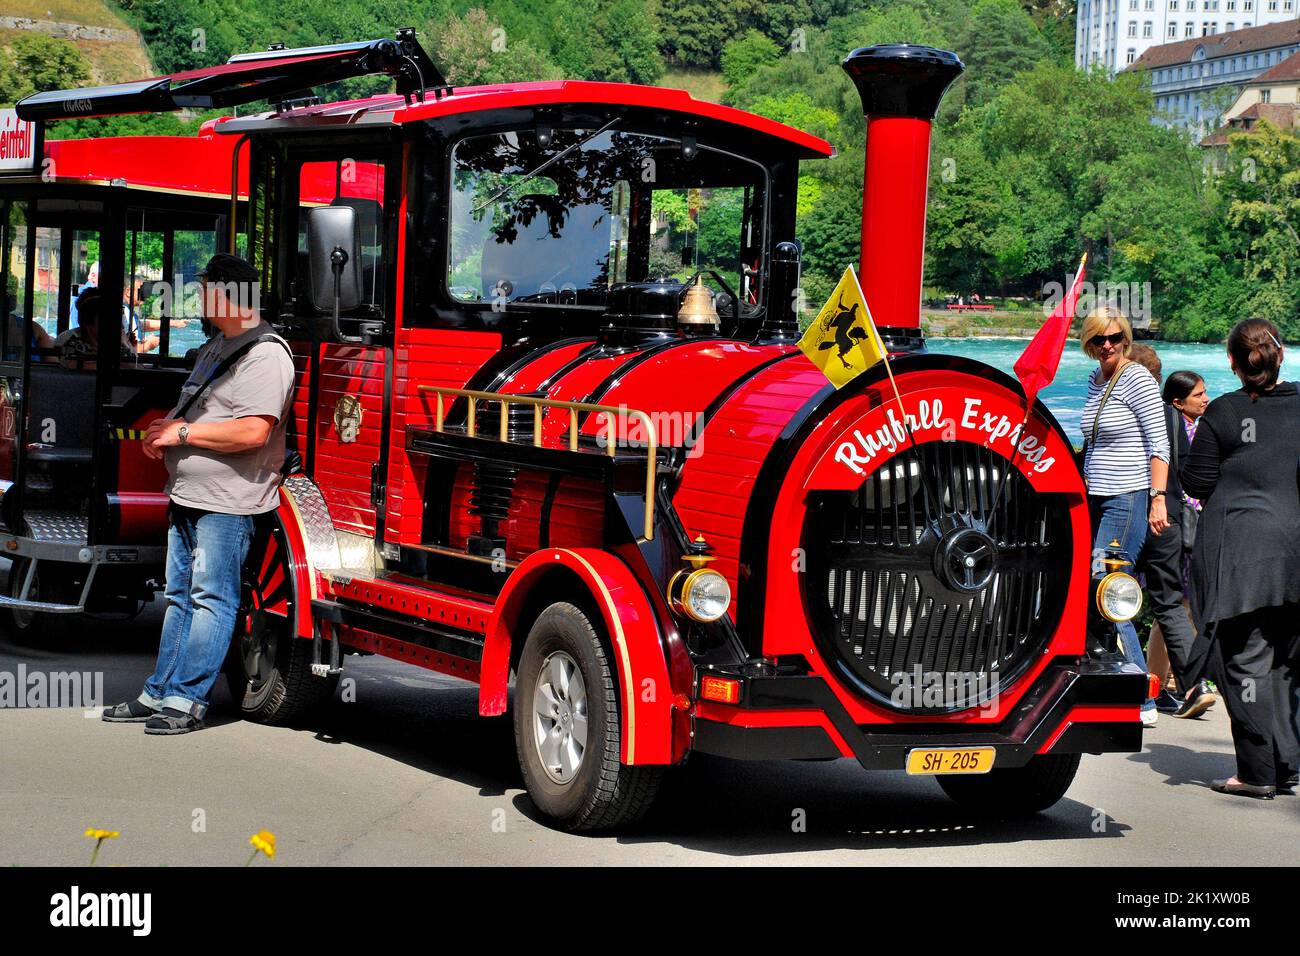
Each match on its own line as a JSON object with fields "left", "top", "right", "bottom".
{"left": 1138, "top": 512, "right": 1211, "bottom": 692}
{"left": 1215, "top": 604, "right": 1300, "bottom": 787}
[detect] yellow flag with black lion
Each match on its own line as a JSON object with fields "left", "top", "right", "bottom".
{"left": 798, "top": 266, "right": 886, "bottom": 389}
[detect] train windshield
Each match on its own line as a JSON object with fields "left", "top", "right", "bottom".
{"left": 447, "top": 127, "right": 766, "bottom": 310}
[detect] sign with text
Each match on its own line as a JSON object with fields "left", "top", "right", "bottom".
{"left": 0, "top": 108, "right": 38, "bottom": 175}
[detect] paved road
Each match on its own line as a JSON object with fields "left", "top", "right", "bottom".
{"left": 2, "top": 601, "right": 1297, "bottom": 866}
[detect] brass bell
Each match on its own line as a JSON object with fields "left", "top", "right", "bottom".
{"left": 676, "top": 275, "right": 720, "bottom": 328}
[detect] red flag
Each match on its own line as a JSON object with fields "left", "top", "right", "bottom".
{"left": 1013, "top": 252, "right": 1087, "bottom": 411}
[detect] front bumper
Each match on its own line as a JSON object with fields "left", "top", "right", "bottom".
{"left": 690, "top": 658, "right": 1146, "bottom": 770}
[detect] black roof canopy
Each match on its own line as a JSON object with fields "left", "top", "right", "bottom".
{"left": 16, "top": 31, "right": 448, "bottom": 122}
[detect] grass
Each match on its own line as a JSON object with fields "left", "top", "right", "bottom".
{"left": 0, "top": 0, "right": 153, "bottom": 86}
{"left": 0, "top": 0, "right": 128, "bottom": 28}
{"left": 660, "top": 68, "right": 727, "bottom": 103}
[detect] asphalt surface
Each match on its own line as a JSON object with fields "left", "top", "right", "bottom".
{"left": 2, "top": 596, "right": 1297, "bottom": 866}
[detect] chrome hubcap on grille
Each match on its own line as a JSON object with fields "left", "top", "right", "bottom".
{"left": 532, "top": 651, "right": 588, "bottom": 784}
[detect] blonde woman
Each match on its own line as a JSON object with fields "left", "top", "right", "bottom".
{"left": 1079, "top": 307, "right": 1171, "bottom": 726}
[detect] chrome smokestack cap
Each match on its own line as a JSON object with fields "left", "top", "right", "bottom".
{"left": 842, "top": 45, "right": 964, "bottom": 120}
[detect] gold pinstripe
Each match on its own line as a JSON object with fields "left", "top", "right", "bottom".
{"left": 556, "top": 548, "right": 637, "bottom": 764}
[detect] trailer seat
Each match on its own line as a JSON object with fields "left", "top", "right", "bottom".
{"left": 25, "top": 365, "right": 97, "bottom": 464}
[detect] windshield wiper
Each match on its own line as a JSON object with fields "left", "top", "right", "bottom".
{"left": 472, "top": 116, "right": 621, "bottom": 214}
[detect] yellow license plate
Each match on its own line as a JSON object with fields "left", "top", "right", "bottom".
{"left": 905, "top": 747, "right": 996, "bottom": 775}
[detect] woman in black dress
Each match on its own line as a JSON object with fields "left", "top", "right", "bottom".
{"left": 1181, "top": 318, "right": 1300, "bottom": 799}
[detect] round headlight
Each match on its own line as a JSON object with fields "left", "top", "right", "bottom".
{"left": 678, "top": 568, "right": 732, "bottom": 623}
{"left": 1096, "top": 572, "right": 1142, "bottom": 623}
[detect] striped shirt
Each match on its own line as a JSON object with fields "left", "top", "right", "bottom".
{"left": 1080, "top": 362, "right": 1170, "bottom": 496}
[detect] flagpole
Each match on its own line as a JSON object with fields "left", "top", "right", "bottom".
{"left": 870, "top": 313, "right": 946, "bottom": 527}
{"left": 987, "top": 252, "right": 1088, "bottom": 521}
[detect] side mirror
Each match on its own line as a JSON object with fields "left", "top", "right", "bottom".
{"left": 306, "top": 205, "right": 363, "bottom": 342}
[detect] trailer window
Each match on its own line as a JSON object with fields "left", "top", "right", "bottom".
{"left": 445, "top": 127, "right": 766, "bottom": 310}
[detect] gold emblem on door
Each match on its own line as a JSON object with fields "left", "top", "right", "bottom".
{"left": 334, "top": 394, "right": 363, "bottom": 443}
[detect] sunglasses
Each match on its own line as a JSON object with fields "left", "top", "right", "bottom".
{"left": 1089, "top": 331, "right": 1126, "bottom": 347}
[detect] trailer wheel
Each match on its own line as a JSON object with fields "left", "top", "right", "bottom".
{"left": 225, "top": 518, "right": 336, "bottom": 723}
{"left": 936, "top": 752, "right": 1082, "bottom": 816}
{"left": 3, "top": 557, "right": 46, "bottom": 641}
{"left": 513, "top": 601, "right": 663, "bottom": 831}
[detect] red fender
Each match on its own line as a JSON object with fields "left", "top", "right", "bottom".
{"left": 272, "top": 483, "right": 318, "bottom": 640}
{"left": 480, "top": 548, "right": 675, "bottom": 765}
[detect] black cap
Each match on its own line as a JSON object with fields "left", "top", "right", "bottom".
{"left": 842, "top": 44, "right": 965, "bottom": 121}
{"left": 198, "top": 253, "right": 261, "bottom": 286}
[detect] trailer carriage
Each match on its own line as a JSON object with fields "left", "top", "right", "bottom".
{"left": 13, "top": 33, "right": 1148, "bottom": 830}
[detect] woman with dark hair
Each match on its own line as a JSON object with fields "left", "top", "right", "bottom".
{"left": 1181, "top": 319, "right": 1300, "bottom": 799}
{"left": 1144, "top": 369, "right": 1218, "bottom": 718}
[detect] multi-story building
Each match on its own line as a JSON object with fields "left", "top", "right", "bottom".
{"left": 1201, "top": 48, "right": 1300, "bottom": 156}
{"left": 1077, "top": 0, "right": 1298, "bottom": 73}
{"left": 1125, "top": 19, "right": 1300, "bottom": 132}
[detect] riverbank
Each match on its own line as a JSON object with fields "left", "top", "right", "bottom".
{"left": 923, "top": 309, "right": 1163, "bottom": 340}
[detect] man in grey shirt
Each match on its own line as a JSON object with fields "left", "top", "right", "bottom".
{"left": 102, "top": 254, "right": 294, "bottom": 734}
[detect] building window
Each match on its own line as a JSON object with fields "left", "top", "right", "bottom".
{"left": 1244, "top": 0, "right": 1253, "bottom": 9}
{"left": 1145, "top": 0, "right": 1155, "bottom": 8}
{"left": 1144, "top": 20, "right": 1154, "bottom": 35}
{"left": 1267, "top": 0, "right": 1277, "bottom": 9}
{"left": 1170, "top": 0, "right": 1178, "bottom": 8}
{"left": 1130, "top": 0, "right": 1139, "bottom": 7}
{"left": 1227, "top": 21, "right": 1236, "bottom": 29}
{"left": 1129, "top": 20, "right": 1139, "bottom": 34}
{"left": 1127, "top": 48, "right": 1137, "bottom": 63}
{"left": 1170, "top": 20, "right": 1179, "bottom": 34}
{"left": 1286, "top": 0, "right": 1294, "bottom": 9}
{"left": 1227, "top": 0, "right": 1236, "bottom": 7}
{"left": 1188, "top": 0, "right": 1196, "bottom": 7}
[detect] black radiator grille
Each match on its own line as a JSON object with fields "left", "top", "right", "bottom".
{"left": 803, "top": 440, "right": 1071, "bottom": 713}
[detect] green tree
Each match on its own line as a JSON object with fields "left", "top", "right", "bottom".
{"left": 951, "top": 0, "right": 1052, "bottom": 110}
{"left": 720, "top": 30, "right": 780, "bottom": 89}
{"left": 0, "top": 34, "right": 91, "bottom": 105}
{"left": 1218, "top": 122, "right": 1300, "bottom": 338}
{"left": 433, "top": 8, "right": 563, "bottom": 86}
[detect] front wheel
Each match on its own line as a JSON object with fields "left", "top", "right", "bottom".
{"left": 3, "top": 557, "right": 48, "bottom": 642}
{"left": 937, "top": 752, "right": 1081, "bottom": 816}
{"left": 512, "top": 601, "right": 662, "bottom": 831}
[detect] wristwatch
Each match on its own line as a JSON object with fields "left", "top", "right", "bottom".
{"left": 178, "top": 424, "right": 190, "bottom": 446}
{"left": 1148, "top": 488, "right": 1165, "bottom": 499}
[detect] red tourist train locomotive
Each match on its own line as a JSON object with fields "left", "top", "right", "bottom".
{"left": 13, "top": 32, "right": 1147, "bottom": 830}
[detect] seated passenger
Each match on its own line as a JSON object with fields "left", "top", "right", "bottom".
{"left": 55, "top": 287, "right": 134, "bottom": 368}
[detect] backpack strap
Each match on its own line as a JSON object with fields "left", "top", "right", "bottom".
{"left": 175, "top": 332, "right": 292, "bottom": 421}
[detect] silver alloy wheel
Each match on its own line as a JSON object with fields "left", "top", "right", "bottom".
{"left": 532, "top": 650, "right": 589, "bottom": 785}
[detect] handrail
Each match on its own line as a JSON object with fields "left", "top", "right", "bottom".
{"left": 417, "top": 385, "right": 658, "bottom": 541}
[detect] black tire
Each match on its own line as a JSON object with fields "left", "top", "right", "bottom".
{"left": 3, "top": 557, "right": 48, "bottom": 643}
{"left": 937, "top": 752, "right": 1082, "bottom": 816}
{"left": 225, "top": 519, "right": 336, "bottom": 723}
{"left": 513, "top": 601, "right": 663, "bottom": 832}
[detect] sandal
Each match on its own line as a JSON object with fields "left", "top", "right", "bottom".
{"left": 102, "top": 700, "right": 155, "bottom": 723}
{"left": 144, "top": 708, "right": 205, "bottom": 735}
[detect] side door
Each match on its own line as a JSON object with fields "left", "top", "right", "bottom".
{"left": 270, "top": 144, "right": 397, "bottom": 543}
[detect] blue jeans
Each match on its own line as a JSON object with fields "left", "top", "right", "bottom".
{"left": 139, "top": 506, "right": 254, "bottom": 719}
{"left": 1090, "top": 489, "right": 1155, "bottom": 712}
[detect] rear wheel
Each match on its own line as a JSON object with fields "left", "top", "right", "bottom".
{"left": 936, "top": 752, "right": 1081, "bottom": 816}
{"left": 513, "top": 601, "right": 662, "bottom": 831}
{"left": 225, "top": 517, "right": 336, "bottom": 723}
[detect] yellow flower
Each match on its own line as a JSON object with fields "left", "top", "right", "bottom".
{"left": 249, "top": 830, "right": 276, "bottom": 859}
{"left": 84, "top": 828, "right": 119, "bottom": 841}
